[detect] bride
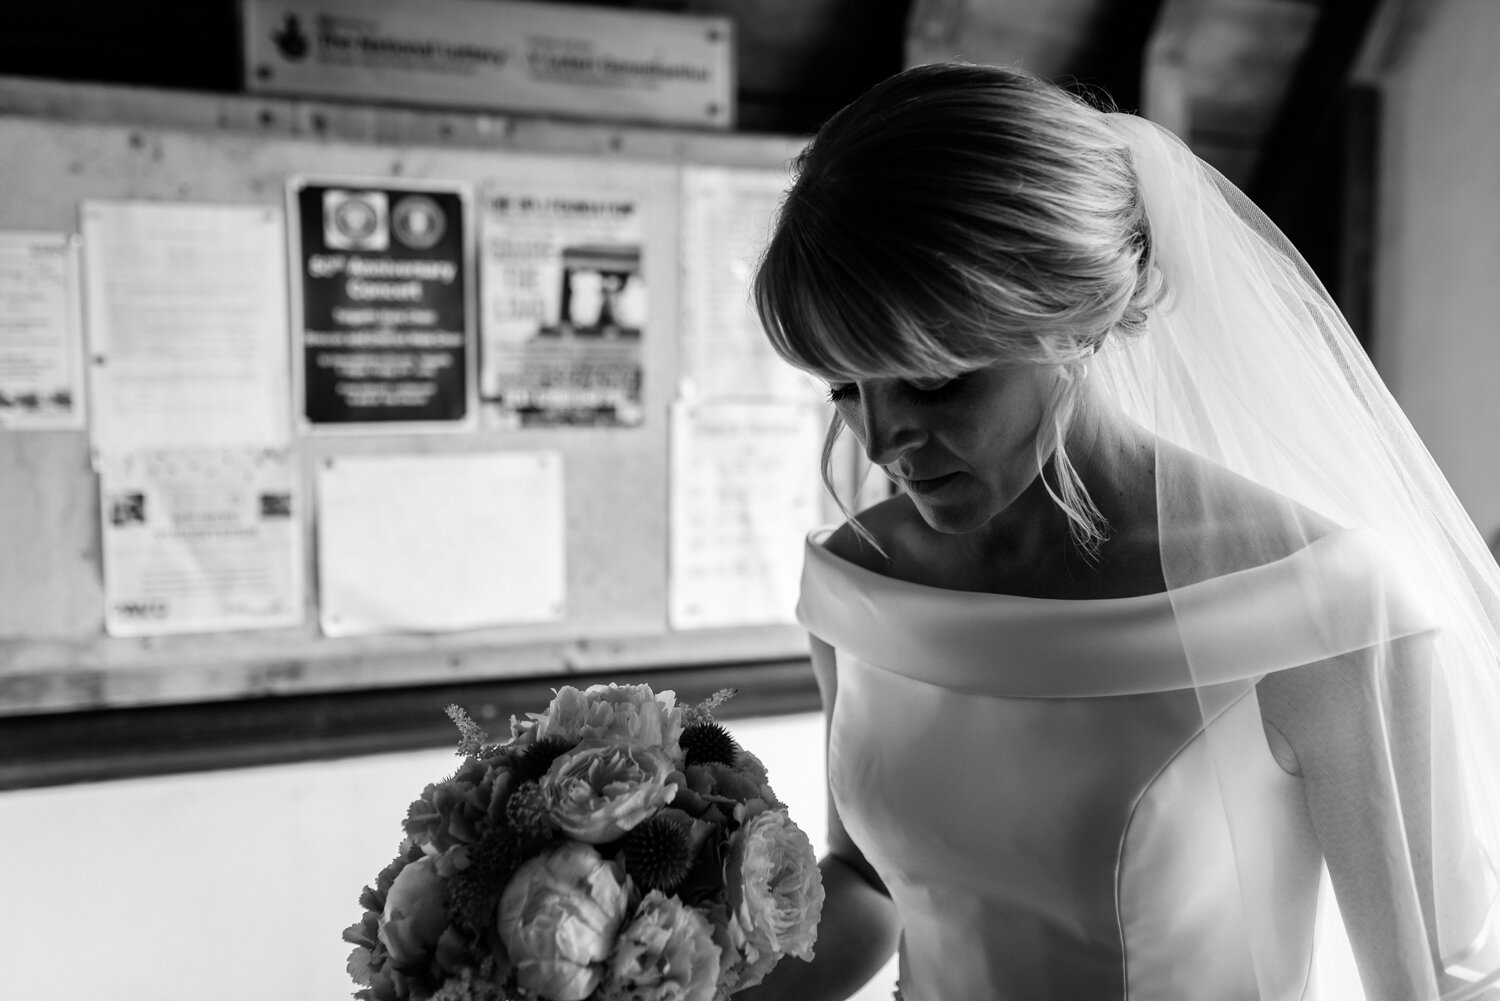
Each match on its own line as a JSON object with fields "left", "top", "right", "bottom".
{"left": 738, "top": 63, "right": 1500, "bottom": 1001}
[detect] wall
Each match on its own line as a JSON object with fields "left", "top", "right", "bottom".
{"left": 1371, "top": 0, "right": 1500, "bottom": 540}
{"left": 0, "top": 711, "right": 898, "bottom": 1001}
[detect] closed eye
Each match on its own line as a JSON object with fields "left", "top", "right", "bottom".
{"left": 903, "top": 375, "right": 965, "bottom": 402}
{"left": 827, "top": 377, "right": 964, "bottom": 405}
{"left": 826, "top": 383, "right": 857, "bottom": 404}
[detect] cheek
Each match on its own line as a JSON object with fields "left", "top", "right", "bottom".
{"left": 836, "top": 404, "right": 865, "bottom": 440}
{"left": 973, "top": 395, "right": 1051, "bottom": 473}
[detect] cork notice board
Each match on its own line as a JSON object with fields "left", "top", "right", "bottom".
{"left": 0, "top": 77, "right": 828, "bottom": 730}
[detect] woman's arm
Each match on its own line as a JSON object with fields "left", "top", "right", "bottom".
{"left": 735, "top": 634, "right": 901, "bottom": 1001}
{"left": 1259, "top": 634, "right": 1499, "bottom": 1000}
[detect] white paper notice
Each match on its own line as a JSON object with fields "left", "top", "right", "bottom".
{"left": 670, "top": 400, "right": 824, "bottom": 629}
{"left": 81, "top": 201, "right": 290, "bottom": 454}
{"left": 316, "top": 451, "right": 566, "bottom": 636}
{"left": 0, "top": 231, "right": 85, "bottom": 429}
{"left": 680, "top": 166, "right": 820, "bottom": 402}
{"left": 100, "top": 448, "right": 304, "bottom": 636}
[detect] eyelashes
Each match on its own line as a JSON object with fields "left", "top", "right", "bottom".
{"left": 825, "top": 377, "right": 962, "bottom": 406}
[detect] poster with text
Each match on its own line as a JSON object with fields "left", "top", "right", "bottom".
{"left": 479, "top": 187, "right": 645, "bottom": 428}
{"left": 291, "top": 179, "right": 473, "bottom": 431}
{"left": 81, "top": 202, "right": 290, "bottom": 454}
{"left": 0, "top": 231, "right": 85, "bottom": 430}
{"left": 100, "top": 448, "right": 303, "bottom": 636}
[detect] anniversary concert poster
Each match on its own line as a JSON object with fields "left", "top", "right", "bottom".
{"left": 290, "top": 178, "right": 473, "bottom": 430}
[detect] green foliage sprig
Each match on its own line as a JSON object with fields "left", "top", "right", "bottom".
{"left": 681, "top": 687, "right": 738, "bottom": 728}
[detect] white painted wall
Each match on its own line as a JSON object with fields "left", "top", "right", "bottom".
{"left": 0, "top": 711, "right": 896, "bottom": 1001}
{"left": 1372, "top": 0, "right": 1500, "bottom": 541}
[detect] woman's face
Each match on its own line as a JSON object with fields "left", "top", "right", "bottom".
{"left": 828, "top": 361, "right": 1061, "bottom": 534}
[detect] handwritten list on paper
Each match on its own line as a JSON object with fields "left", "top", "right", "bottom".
{"left": 680, "top": 166, "right": 822, "bottom": 402}
{"left": 316, "top": 451, "right": 567, "bottom": 636}
{"left": 81, "top": 201, "right": 291, "bottom": 454}
{"left": 669, "top": 400, "right": 825, "bottom": 629}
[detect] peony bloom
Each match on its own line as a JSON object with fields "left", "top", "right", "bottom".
{"left": 541, "top": 739, "right": 678, "bottom": 844}
{"left": 693, "top": 759, "right": 779, "bottom": 810}
{"left": 378, "top": 856, "right": 449, "bottom": 966}
{"left": 515, "top": 684, "right": 684, "bottom": 760}
{"left": 404, "top": 756, "right": 516, "bottom": 854}
{"left": 733, "top": 749, "right": 776, "bottom": 797}
{"left": 498, "top": 842, "right": 632, "bottom": 1001}
{"left": 719, "top": 803, "right": 825, "bottom": 991}
{"left": 600, "top": 891, "right": 721, "bottom": 1001}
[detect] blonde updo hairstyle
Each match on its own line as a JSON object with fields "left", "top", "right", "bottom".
{"left": 753, "top": 62, "right": 1165, "bottom": 556}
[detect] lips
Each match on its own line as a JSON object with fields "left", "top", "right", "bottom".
{"left": 899, "top": 471, "right": 961, "bottom": 494}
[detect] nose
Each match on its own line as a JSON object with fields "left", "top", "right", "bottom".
{"left": 851, "top": 386, "right": 927, "bottom": 467}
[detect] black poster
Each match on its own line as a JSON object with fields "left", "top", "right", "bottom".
{"left": 292, "top": 180, "right": 471, "bottom": 428}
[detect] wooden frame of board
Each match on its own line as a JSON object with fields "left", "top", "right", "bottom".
{"left": 0, "top": 76, "right": 830, "bottom": 787}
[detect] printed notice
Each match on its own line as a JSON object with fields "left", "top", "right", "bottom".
{"left": 291, "top": 179, "right": 473, "bottom": 430}
{"left": 0, "top": 231, "right": 85, "bottom": 430}
{"left": 316, "top": 451, "right": 566, "bottom": 636}
{"left": 81, "top": 202, "right": 290, "bottom": 454}
{"left": 479, "top": 187, "right": 646, "bottom": 428}
{"left": 100, "top": 448, "right": 304, "bottom": 636}
{"left": 681, "top": 166, "right": 820, "bottom": 402}
{"left": 669, "top": 400, "right": 824, "bottom": 629}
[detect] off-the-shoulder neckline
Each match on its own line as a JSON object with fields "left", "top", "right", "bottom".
{"left": 804, "top": 525, "right": 1366, "bottom": 606}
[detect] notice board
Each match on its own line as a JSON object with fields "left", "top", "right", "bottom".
{"left": 0, "top": 76, "right": 841, "bottom": 729}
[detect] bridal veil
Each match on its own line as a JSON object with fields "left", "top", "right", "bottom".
{"left": 1101, "top": 113, "right": 1500, "bottom": 1000}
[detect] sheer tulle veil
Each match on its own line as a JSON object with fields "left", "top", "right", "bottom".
{"left": 1101, "top": 113, "right": 1500, "bottom": 1000}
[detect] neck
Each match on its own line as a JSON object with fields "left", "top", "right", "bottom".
{"left": 1063, "top": 380, "right": 1156, "bottom": 528}
{"left": 949, "top": 379, "right": 1154, "bottom": 568}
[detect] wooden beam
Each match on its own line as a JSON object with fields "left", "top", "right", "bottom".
{"left": 0, "top": 659, "right": 820, "bottom": 790}
{"left": 1350, "top": 0, "right": 1453, "bottom": 82}
{"left": 1248, "top": 0, "right": 1383, "bottom": 301}
{"left": 1143, "top": 0, "right": 1214, "bottom": 134}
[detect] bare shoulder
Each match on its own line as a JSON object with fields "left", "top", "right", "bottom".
{"left": 1160, "top": 441, "right": 1342, "bottom": 569}
{"left": 819, "top": 495, "right": 911, "bottom": 574}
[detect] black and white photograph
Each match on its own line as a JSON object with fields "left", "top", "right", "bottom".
{"left": 2, "top": 3, "right": 1498, "bottom": 1001}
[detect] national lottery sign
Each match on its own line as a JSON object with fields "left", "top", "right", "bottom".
{"left": 289, "top": 178, "right": 474, "bottom": 430}
{"left": 244, "top": 0, "right": 735, "bottom": 129}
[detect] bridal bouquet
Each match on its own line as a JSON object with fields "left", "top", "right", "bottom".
{"left": 344, "top": 683, "right": 824, "bottom": 1001}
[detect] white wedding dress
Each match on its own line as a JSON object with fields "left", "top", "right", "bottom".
{"left": 796, "top": 525, "right": 1493, "bottom": 1001}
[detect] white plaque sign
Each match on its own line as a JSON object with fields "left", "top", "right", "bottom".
{"left": 244, "top": 0, "right": 735, "bottom": 129}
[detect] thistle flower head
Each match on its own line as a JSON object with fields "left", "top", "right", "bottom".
{"left": 513, "top": 735, "right": 575, "bottom": 785}
{"left": 446, "top": 827, "right": 524, "bottom": 933}
{"left": 622, "top": 815, "right": 696, "bottom": 895}
{"left": 681, "top": 722, "right": 739, "bottom": 768}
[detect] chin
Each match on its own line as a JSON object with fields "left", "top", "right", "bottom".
{"left": 906, "top": 481, "right": 1022, "bottom": 536}
{"left": 909, "top": 497, "right": 995, "bottom": 535}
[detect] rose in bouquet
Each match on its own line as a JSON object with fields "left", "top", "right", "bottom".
{"left": 344, "top": 683, "right": 824, "bottom": 1001}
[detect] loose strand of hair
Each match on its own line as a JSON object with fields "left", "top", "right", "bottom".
{"left": 817, "top": 415, "right": 890, "bottom": 559}
{"left": 1033, "top": 375, "right": 1109, "bottom": 562}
